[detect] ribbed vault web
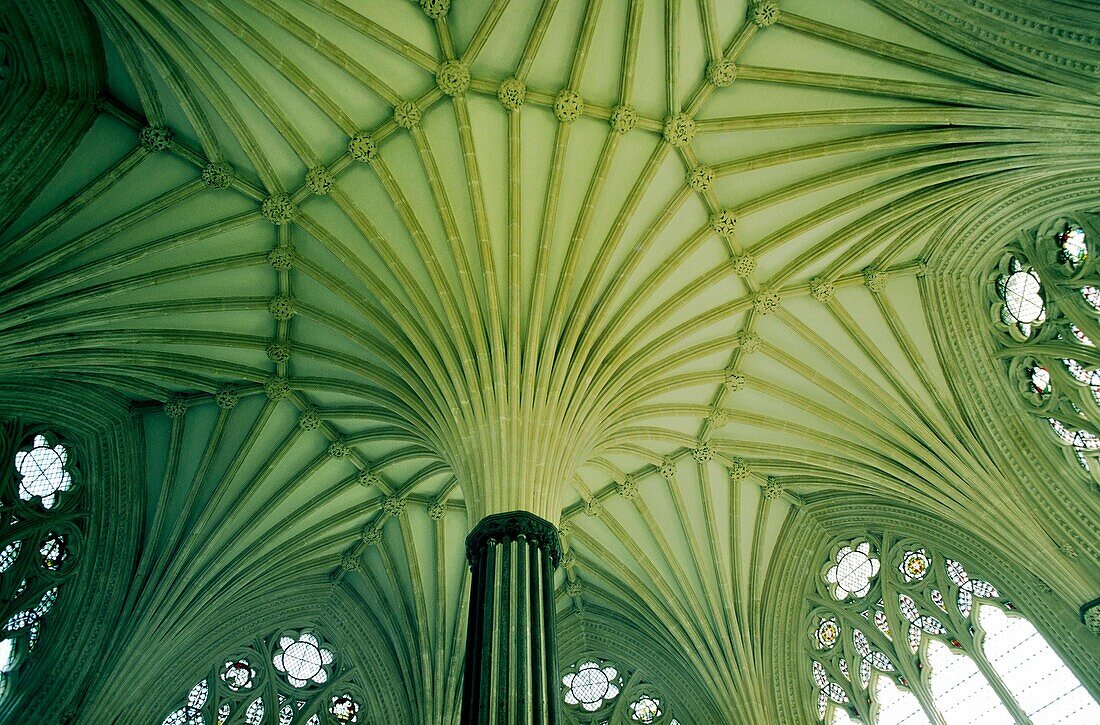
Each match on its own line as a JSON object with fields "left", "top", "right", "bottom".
{"left": 1, "top": 0, "right": 1099, "bottom": 722}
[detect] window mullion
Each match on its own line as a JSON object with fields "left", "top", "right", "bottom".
{"left": 965, "top": 629, "right": 1032, "bottom": 724}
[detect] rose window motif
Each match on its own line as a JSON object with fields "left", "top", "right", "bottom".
{"left": 221, "top": 659, "right": 256, "bottom": 691}
{"left": 273, "top": 632, "right": 334, "bottom": 687}
{"left": 38, "top": 532, "right": 67, "bottom": 571}
{"left": 630, "top": 695, "right": 662, "bottom": 722}
{"left": 825, "top": 542, "right": 880, "bottom": 600}
{"left": 815, "top": 617, "right": 839, "bottom": 649}
{"left": 899, "top": 549, "right": 929, "bottom": 581}
{"left": 562, "top": 661, "right": 621, "bottom": 712}
{"left": 996, "top": 258, "right": 1045, "bottom": 337}
{"left": 15, "top": 435, "right": 73, "bottom": 510}
{"left": 330, "top": 693, "right": 361, "bottom": 722}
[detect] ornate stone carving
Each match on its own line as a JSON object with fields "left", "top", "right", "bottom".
{"left": 658, "top": 456, "right": 677, "bottom": 479}
{"left": 616, "top": 475, "right": 639, "bottom": 500}
{"left": 728, "top": 456, "right": 750, "bottom": 480}
{"left": 360, "top": 524, "right": 382, "bottom": 546}
{"left": 724, "top": 369, "right": 746, "bottom": 392}
{"left": 558, "top": 521, "right": 572, "bottom": 539}
{"left": 328, "top": 439, "right": 350, "bottom": 458}
{"left": 215, "top": 384, "right": 240, "bottom": 410}
{"left": 465, "top": 510, "right": 563, "bottom": 567}
{"left": 561, "top": 550, "right": 576, "bottom": 568}
{"left": 609, "top": 104, "right": 637, "bottom": 134}
{"left": 261, "top": 194, "right": 296, "bottom": 225}
{"left": 427, "top": 500, "right": 446, "bottom": 520}
{"left": 753, "top": 290, "right": 781, "bottom": 314}
{"left": 710, "top": 209, "right": 737, "bottom": 237}
{"left": 583, "top": 497, "right": 602, "bottom": 517}
{"left": 763, "top": 477, "right": 784, "bottom": 500}
{"left": 264, "top": 376, "right": 292, "bottom": 401}
{"left": 267, "top": 244, "right": 296, "bottom": 271}
{"left": 692, "top": 442, "right": 713, "bottom": 463}
{"left": 298, "top": 407, "right": 321, "bottom": 431}
{"left": 394, "top": 100, "right": 421, "bottom": 129}
{"left": 1082, "top": 598, "right": 1100, "bottom": 636}
{"left": 382, "top": 495, "right": 406, "bottom": 517}
{"left": 863, "top": 267, "right": 889, "bottom": 293}
{"left": 266, "top": 341, "right": 291, "bottom": 363}
{"left": 1059, "top": 542, "right": 1078, "bottom": 559}
{"left": 554, "top": 89, "right": 584, "bottom": 123}
{"left": 339, "top": 551, "right": 360, "bottom": 571}
{"left": 268, "top": 295, "right": 297, "bottom": 320}
{"left": 687, "top": 165, "right": 714, "bottom": 192}
{"left": 566, "top": 580, "right": 583, "bottom": 596}
{"left": 436, "top": 60, "right": 469, "bottom": 96}
{"left": 737, "top": 330, "right": 761, "bottom": 354}
{"left": 139, "top": 125, "right": 173, "bottom": 152}
{"left": 348, "top": 132, "right": 377, "bottom": 162}
{"left": 707, "top": 406, "right": 728, "bottom": 428}
{"left": 749, "top": 0, "right": 781, "bottom": 28}
{"left": 810, "top": 277, "right": 835, "bottom": 303}
{"left": 358, "top": 468, "right": 381, "bottom": 487}
{"left": 663, "top": 113, "right": 696, "bottom": 147}
{"left": 707, "top": 60, "right": 738, "bottom": 87}
{"left": 497, "top": 77, "right": 526, "bottom": 110}
{"left": 201, "top": 162, "right": 233, "bottom": 189}
{"left": 305, "top": 167, "right": 333, "bottom": 195}
{"left": 732, "top": 254, "right": 756, "bottom": 277}
{"left": 163, "top": 395, "right": 187, "bottom": 419}
{"left": 420, "top": 0, "right": 449, "bottom": 19}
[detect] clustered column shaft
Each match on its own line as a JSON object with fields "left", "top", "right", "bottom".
{"left": 462, "top": 511, "right": 562, "bottom": 725}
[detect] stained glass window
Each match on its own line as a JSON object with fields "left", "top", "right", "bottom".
{"left": 995, "top": 214, "right": 1100, "bottom": 475}
{"left": 161, "top": 630, "right": 363, "bottom": 725}
{"left": 562, "top": 661, "right": 621, "bottom": 712}
{"left": 0, "top": 429, "right": 80, "bottom": 695}
{"left": 808, "top": 536, "right": 1099, "bottom": 724}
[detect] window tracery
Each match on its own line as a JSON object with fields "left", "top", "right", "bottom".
{"left": 0, "top": 428, "right": 81, "bottom": 693}
{"left": 562, "top": 659, "right": 682, "bottom": 724}
{"left": 806, "top": 535, "right": 1099, "bottom": 724}
{"left": 994, "top": 213, "right": 1100, "bottom": 480}
{"left": 161, "top": 629, "right": 364, "bottom": 725}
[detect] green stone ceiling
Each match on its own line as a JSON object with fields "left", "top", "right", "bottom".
{"left": 1, "top": 0, "right": 1099, "bottom": 721}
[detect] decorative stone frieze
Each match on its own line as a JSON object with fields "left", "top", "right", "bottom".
{"left": 348, "top": 132, "right": 377, "bottom": 161}
{"left": 139, "top": 125, "right": 173, "bottom": 152}
{"left": 394, "top": 101, "right": 421, "bottom": 129}
{"left": 609, "top": 104, "right": 637, "bottom": 134}
{"left": 663, "top": 113, "right": 696, "bottom": 147}
{"left": 687, "top": 165, "right": 714, "bottom": 192}
{"left": 732, "top": 254, "right": 756, "bottom": 277}
{"left": 268, "top": 295, "right": 297, "bottom": 320}
{"left": 436, "top": 60, "right": 469, "bottom": 96}
{"left": 707, "top": 60, "right": 738, "bottom": 87}
{"left": 554, "top": 89, "right": 584, "bottom": 123}
{"left": 261, "top": 194, "right": 296, "bottom": 225}
{"left": 267, "top": 244, "right": 296, "bottom": 271}
{"left": 201, "top": 162, "right": 233, "bottom": 189}
{"left": 266, "top": 341, "right": 291, "bottom": 363}
{"left": 305, "top": 167, "right": 333, "bottom": 195}
{"left": 710, "top": 209, "right": 737, "bottom": 237}
{"left": 215, "top": 384, "right": 240, "bottom": 410}
{"left": 498, "top": 77, "right": 526, "bottom": 110}
{"left": 264, "top": 376, "right": 292, "bottom": 401}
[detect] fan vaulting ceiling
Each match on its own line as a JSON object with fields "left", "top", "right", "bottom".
{"left": 1, "top": 0, "right": 1099, "bottom": 721}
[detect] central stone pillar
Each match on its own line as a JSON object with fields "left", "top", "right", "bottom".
{"left": 462, "top": 511, "right": 562, "bottom": 724}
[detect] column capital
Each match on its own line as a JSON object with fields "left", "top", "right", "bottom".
{"left": 465, "top": 510, "right": 562, "bottom": 568}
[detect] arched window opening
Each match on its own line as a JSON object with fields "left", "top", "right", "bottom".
{"left": 161, "top": 629, "right": 364, "bottom": 725}
{"left": 561, "top": 658, "right": 683, "bottom": 724}
{"left": 805, "top": 536, "right": 1099, "bottom": 724}
{"left": 0, "top": 429, "right": 81, "bottom": 695}
{"left": 994, "top": 213, "right": 1100, "bottom": 479}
